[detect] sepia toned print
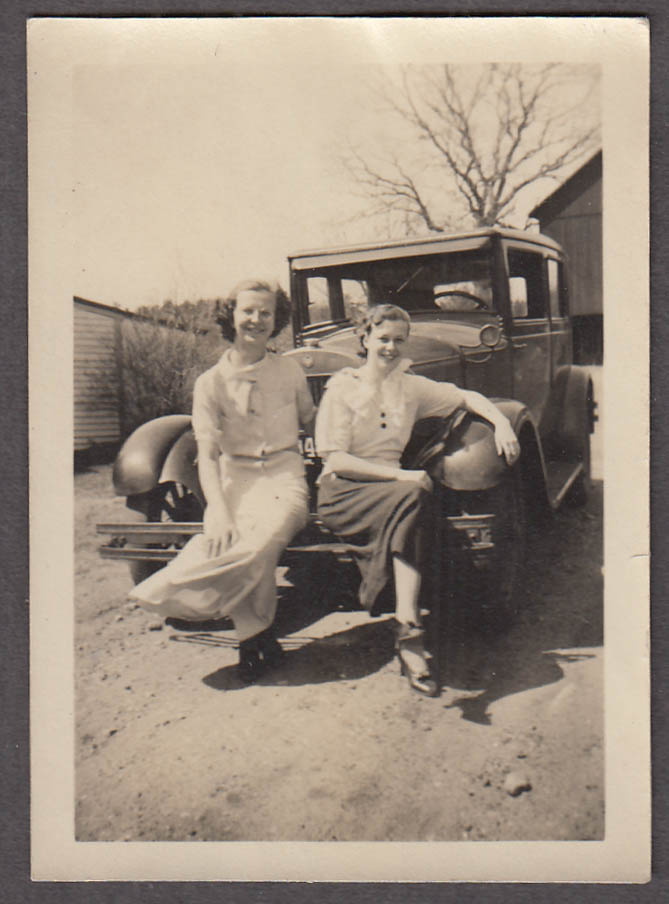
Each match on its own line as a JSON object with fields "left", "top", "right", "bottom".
{"left": 29, "top": 17, "right": 648, "bottom": 882}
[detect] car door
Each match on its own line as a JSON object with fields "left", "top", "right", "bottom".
{"left": 506, "top": 246, "right": 552, "bottom": 427}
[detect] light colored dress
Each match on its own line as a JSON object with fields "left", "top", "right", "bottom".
{"left": 129, "top": 350, "right": 315, "bottom": 640}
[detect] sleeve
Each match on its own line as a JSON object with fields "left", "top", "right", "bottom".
{"left": 314, "top": 374, "right": 354, "bottom": 457}
{"left": 191, "top": 372, "right": 223, "bottom": 447}
{"left": 289, "top": 359, "right": 317, "bottom": 426}
{"left": 411, "top": 374, "right": 466, "bottom": 420}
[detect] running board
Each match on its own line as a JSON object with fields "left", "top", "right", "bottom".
{"left": 546, "top": 462, "right": 585, "bottom": 509}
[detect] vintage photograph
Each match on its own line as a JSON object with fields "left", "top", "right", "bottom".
{"left": 29, "top": 17, "right": 649, "bottom": 882}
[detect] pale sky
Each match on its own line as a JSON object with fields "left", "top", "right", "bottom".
{"left": 70, "top": 26, "right": 599, "bottom": 312}
{"left": 74, "top": 63, "right": 375, "bottom": 309}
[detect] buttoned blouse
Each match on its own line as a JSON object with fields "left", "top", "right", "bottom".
{"left": 315, "top": 360, "right": 465, "bottom": 474}
{"left": 192, "top": 350, "right": 315, "bottom": 473}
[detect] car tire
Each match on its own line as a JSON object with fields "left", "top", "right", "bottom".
{"left": 128, "top": 481, "right": 203, "bottom": 585}
{"left": 564, "top": 381, "right": 594, "bottom": 508}
{"left": 439, "top": 466, "right": 527, "bottom": 632}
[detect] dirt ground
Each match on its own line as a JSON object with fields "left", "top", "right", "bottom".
{"left": 75, "top": 450, "right": 603, "bottom": 844}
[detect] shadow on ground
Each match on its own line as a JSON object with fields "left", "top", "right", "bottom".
{"left": 170, "top": 481, "right": 602, "bottom": 718}
{"left": 200, "top": 620, "right": 395, "bottom": 692}
{"left": 436, "top": 480, "right": 603, "bottom": 722}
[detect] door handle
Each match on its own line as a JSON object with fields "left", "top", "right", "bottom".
{"left": 514, "top": 342, "right": 528, "bottom": 349}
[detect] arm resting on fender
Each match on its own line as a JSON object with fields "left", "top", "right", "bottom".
{"left": 460, "top": 390, "right": 520, "bottom": 464}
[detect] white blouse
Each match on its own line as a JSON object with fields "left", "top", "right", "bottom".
{"left": 192, "top": 350, "right": 315, "bottom": 469}
{"left": 315, "top": 360, "right": 465, "bottom": 474}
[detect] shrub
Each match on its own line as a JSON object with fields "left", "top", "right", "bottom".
{"left": 87, "top": 297, "right": 296, "bottom": 440}
{"left": 118, "top": 317, "right": 223, "bottom": 436}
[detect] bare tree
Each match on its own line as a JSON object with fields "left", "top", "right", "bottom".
{"left": 343, "top": 63, "right": 600, "bottom": 234}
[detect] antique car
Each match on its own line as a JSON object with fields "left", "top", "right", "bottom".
{"left": 97, "top": 226, "right": 596, "bottom": 620}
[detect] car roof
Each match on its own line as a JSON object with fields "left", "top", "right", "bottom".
{"left": 289, "top": 226, "right": 563, "bottom": 270}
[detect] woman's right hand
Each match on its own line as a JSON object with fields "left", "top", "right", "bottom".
{"left": 203, "top": 502, "right": 239, "bottom": 558}
{"left": 397, "top": 469, "right": 433, "bottom": 492}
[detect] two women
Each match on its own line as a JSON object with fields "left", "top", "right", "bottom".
{"left": 129, "top": 280, "right": 315, "bottom": 683}
{"left": 315, "top": 304, "right": 519, "bottom": 696}
{"left": 131, "top": 287, "right": 518, "bottom": 696}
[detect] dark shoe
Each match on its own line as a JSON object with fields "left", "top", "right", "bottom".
{"left": 254, "top": 627, "right": 285, "bottom": 668}
{"left": 395, "top": 622, "right": 438, "bottom": 698}
{"left": 237, "top": 641, "right": 264, "bottom": 684}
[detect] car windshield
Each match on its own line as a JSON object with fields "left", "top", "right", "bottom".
{"left": 297, "top": 247, "right": 494, "bottom": 327}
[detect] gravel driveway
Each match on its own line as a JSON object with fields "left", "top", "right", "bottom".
{"left": 75, "top": 468, "right": 603, "bottom": 843}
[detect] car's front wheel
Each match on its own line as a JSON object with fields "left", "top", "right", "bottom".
{"left": 564, "top": 379, "right": 595, "bottom": 508}
{"left": 436, "top": 467, "right": 528, "bottom": 632}
{"left": 128, "top": 481, "right": 203, "bottom": 585}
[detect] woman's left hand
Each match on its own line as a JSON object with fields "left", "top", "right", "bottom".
{"left": 494, "top": 418, "right": 520, "bottom": 465}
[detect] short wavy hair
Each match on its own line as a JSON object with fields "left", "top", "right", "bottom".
{"left": 356, "top": 303, "right": 411, "bottom": 357}
{"left": 215, "top": 279, "right": 292, "bottom": 342}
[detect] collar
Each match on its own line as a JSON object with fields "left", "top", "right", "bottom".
{"left": 216, "top": 348, "right": 269, "bottom": 383}
{"left": 354, "top": 357, "right": 413, "bottom": 384}
{"left": 215, "top": 349, "right": 270, "bottom": 415}
{"left": 343, "top": 358, "right": 412, "bottom": 426}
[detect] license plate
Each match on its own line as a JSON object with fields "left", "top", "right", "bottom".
{"left": 298, "top": 435, "right": 319, "bottom": 459}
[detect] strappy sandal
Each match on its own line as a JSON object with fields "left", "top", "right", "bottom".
{"left": 394, "top": 622, "right": 438, "bottom": 698}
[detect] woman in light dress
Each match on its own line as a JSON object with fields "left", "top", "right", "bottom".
{"left": 315, "top": 304, "right": 519, "bottom": 697}
{"left": 130, "top": 280, "right": 315, "bottom": 683}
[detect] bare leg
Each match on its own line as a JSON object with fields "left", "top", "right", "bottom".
{"left": 392, "top": 555, "right": 422, "bottom": 625}
{"left": 392, "top": 555, "right": 434, "bottom": 691}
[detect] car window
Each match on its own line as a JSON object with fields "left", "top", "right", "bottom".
{"left": 369, "top": 251, "right": 493, "bottom": 313}
{"left": 507, "top": 250, "right": 547, "bottom": 319}
{"left": 547, "top": 258, "right": 568, "bottom": 318}
{"left": 433, "top": 279, "right": 493, "bottom": 312}
{"left": 299, "top": 247, "right": 494, "bottom": 325}
{"left": 305, "top": 276, "right": 331, "bottom": 324}
{"left": 547, "top": 259, "right": 560, "bottom": 318}
{"left": 341, "top": 279, "right": 370, "bottom": 322}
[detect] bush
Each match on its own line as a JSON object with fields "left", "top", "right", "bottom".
{"left": 118, "top": 317, "right": 223, "bottom": 436}
{"left": 87, "top": 297, "right": 296, "bottom": 440}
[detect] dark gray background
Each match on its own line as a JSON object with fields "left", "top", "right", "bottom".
{"left": 3, "top": 1, "right": 665, "bottom": 899}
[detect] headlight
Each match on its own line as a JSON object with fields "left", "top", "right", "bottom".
{"left": 479, "top": 324, "right": 502, "bottom": 348}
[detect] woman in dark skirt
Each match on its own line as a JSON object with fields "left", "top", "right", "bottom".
{"left": 315, "top": 304, "right": 519, "bottom": 697}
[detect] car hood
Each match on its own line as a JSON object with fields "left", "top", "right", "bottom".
{"left": 287, "top": 317, "right": 495, "bottom": 375}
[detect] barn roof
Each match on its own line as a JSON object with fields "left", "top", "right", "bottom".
{"left": 530, "top": 150, "right": 602, "bottom": 222}
{"left": 74, "top": 296, "right": 136, "bottom": 318}
{"left": 74, "top": 296, "right": 210, "bottom": 334}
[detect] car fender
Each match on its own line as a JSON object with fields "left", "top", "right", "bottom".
{"left": 407, "top": 400, "right": 549, "bottom": 494}
{"left": 158, "top": 428, "right": 204, "bottom": 505}
{"left": 112, "top": 414, "right": 195, "bottom": 497}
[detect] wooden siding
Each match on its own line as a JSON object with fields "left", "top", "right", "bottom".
{"left": 531, "top": 153, "right": 602, "bottom": 318}
{"left": 543, "top": 212, "right": 602, "bottom": 318}
{"left": 74, "top": 303, "right": 122, "bottom": 450}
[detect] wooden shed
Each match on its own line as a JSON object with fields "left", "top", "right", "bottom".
{"left": 530, "top": 150, "right": 602, "bottom": 363}
{"left": 74, "top": 296, "right": 129, "bottom": 454}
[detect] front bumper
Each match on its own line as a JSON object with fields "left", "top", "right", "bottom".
{"left": 97, "top": 512, "right": 496, "bottom": 566}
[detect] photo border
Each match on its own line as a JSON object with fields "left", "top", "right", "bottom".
{"left": 3, "top": 4, "right": 666, "bottom": 900}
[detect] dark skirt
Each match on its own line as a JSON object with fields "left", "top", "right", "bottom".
{"left": 316, "top": 473, "right": 433, "bottom": 615}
